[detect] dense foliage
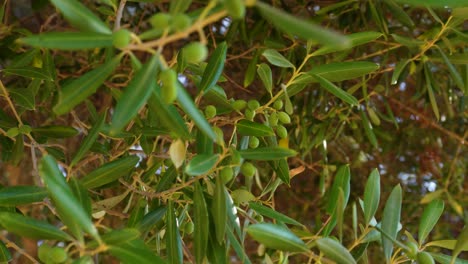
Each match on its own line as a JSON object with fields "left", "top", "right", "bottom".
{"left": 0, "top": 0, "right": 467, "bottom": 263}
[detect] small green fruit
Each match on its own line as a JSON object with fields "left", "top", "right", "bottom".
{"left": 247, "top": 100, "right": 260, "bottom": 110}
{"left": 18, "top": 125, "right": 32, "bottom": 134}
{"left": 205, "top": 105, "right": 217, "bottom": 119}
{"left": 184, "top": 221, "right": 194, "bottom": 234}
{"left": 49, "top": 247, "right": 67, "bottom": 263}
{"left": 182, "top": 42, "right": 208, "bottom": 64}
{"left": 241, "top": 162, "right": 256, "bottom": 178}
{"left": 268, "top": 112, "right": 278, "bottom": 126}
{"left": 405, "top": 241, "right": 419, "bottom": 259}
{"left": 112, "top": 29, "right": 132, "bottom": 49}
{"left": 149, "top": 13, "right": 171, "bottom": 30}
{"left": 159, "top": 69, "right": 178, "bottom": 104}
{"left": 276, "top": 125, "right": 288, "bottom": 139}
{"left": 416, "top": 252, "right": 434, "bottom": 264}
{"left": 249, "top": 136, "right": 259, "bottom": 148}
{"left": 232, "top": 99, "right": 247, "bottom": 111}
{"left": 172, "top": 13, "right": 191, "bottom": 32}
{"left": 6, "top": 127, "right": 19, "bottom": 138}
{"left": 224, "top": 0, "right": 245, "bottom": 20}
{"left": 38, "top": 244, "right": 52, "bottom": 263}
{"left": 273, "top": 100, "right": 283, "bottom": 110}
{"left": 244, "top": 109, "right": 255, "bottom": 120}
{"left": 277, "top": 111, "right": 291, "bottom": 124}
{"left": 220, "top": 167, "right": 234, "bottom": 183}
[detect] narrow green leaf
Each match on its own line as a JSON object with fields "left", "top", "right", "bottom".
{"left": 110, "top": 54, "right": 160, "bottom": 135}
{"left": 393, "top": 0, "right": 468, "bottom": 8}
{"left": 194, "top": 181, "right": 209, "bottom": 264}
{"left": 273, "top": 158, "right": 290, "bottom": 185}
{"left": 71, "top": 112, "right": 106, "bottom": 166}
{"left": 236, "top": 119, "right": 274, "bottom": 137}
{"left": 2, "top": 66, "right": 52, "bottom": 81}
{"left": 8, "top": 48, "right": 39, "bottom": 68}
{"left": 54, "top": 55, "right": 122, "bottom": 115}
{"left": 0, "top": 185, "right": 47, "bottom": 206}
{"left": 312, "top": 31, "right": 383, "bottom": 56}
{"left": 185, "top": 154, "right": 219, "bottom": 176}
{"left": 262, "top": 49, "right": 294, "bottom": 68}
{"left": 207, "top": 229, "right": 228, "bottom": 263}
{"left": 108, "top": 239, "right": 166, "bottom": 264}
{"left": 363, "top": 169, "right": 380, "bottom": 226}
{"left": 199, "top": 42, "right": 227, "bottom": 92}
{"left": 381, "top": 184, "right": 402, "bottom": 262}
{"left": 424, "top": 64, "right": 440, "bottom": 120}
{"left": 39, "top": 155, "right": 99, "bottom": 240}
{"left": 419, "top": 199, "right": 444, "bottom": 244}
{"left": 326, "top": 165, "right": 351, "bottom": 214}
{"left": 166, "top": 200, "right": 183, "bottom": 264}
{"left": 18, "top": 32, "right": 113, "bottom": 50}
{"left": 238, "top": 147, "right": 296, "bottom": 160}
{"left": 196, "top": 130, "right": 214, "bottom": 155}
{"left": 437, "top": 47, "right": 465, "bottom": 92}
{"left": 336, "top": 188, "right": 345, "bottom": 242}
{"left": 203, "top": 85, "right": 234, "bottom": 112}
{"left": 32, "top": 126, "right": 78, "bottom": 138}
{"left": 244, "top": 50, "right": 260, "bottom": 87}
{"left": 312, "top": 74, "right": 359, "bottom": 106}
{"left": 295, "top": 62, "right": 380, "bottom": 85}
{"left": 101, "top": 228, "right": 141, "bottom": 246}
{"left": 391, "top": 60, "right": 410, "bottom": 85}
{"left": 68, "top": 177, "right": 92, "bottom": 218}
{"left": 249, "top": 202, "right": 302, "bottom": 226}
{"left": 176, "top": 83, "right": 217, "bottom": 141}
{"left": 426, "top": 240, "right": 460, "bottom": 250}
{"left": 127, "top": 199, "right": 146, "bottom": 228}
{"left": 316, "top": 237, "right": 356, "bottom": 264}
{"left": 452, "top": 225, "right": 468, "bottom": 264}
{"left": 257, "top": 63, "right": 273, "bottom": 95}
{"left": 156, "top": 165, "right": 178, "bottom": 192}
{"left": 136, "top": 207, "right": 167, "bottom": 233}
{"left": 226, "top": 225, "right": 252, "bottom": 264}
{"left": 0, "top": 212, "right": 72, "bottom": 241}
{"left": 256, "top": 2, "right": 350, "bottom": 47}
{"left": 360, "top": 110, "right": 378, "bottom": 148}
{"left": 391, "top": 34, "right": 424, "bottom": 47}
{"left": 9, "top": 87, "right": 36, "bottom": 110}
{"left": 420, "top": 189, "right": 444, "bottom": 204}
{"left": 49, "top": 0, "right": 111, "bottom": 34}
{"left": 431, "top": 252, "right": 468, "bottom": 264}
{"left": 213, "top": 175, "right": 227, "bottom": 244}
{"left": 147, "top": 87, "right": 191, "bottom": 139}
{"left": 80, "top": 156, "right": 139, "bottom": 189}
{"left": 383, "top": 0, "right": 415, "bottom": 28}
{"left": 0, "top": 240, "right": 11, "bottom": 263}
{"left": 246, "top": 223, "right": 307, "bottom": 252}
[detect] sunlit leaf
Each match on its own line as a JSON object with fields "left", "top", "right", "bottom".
{"left": 238, "top": 147, "right": 296, "bottom": 160}
{"left": 262, "top": 49, "right": 294, "bottom": 68}
{"left": 213, "top": 175, "right": 227, "bottom": 244}
{"left": 312, "top": 74, "right": 359, "bottom": 106}
{"left": 80, "top": 156, "right": 139, "bottom": 189}
{"left": 199, "top": 42, "right": 227, "bottom": 92}
{"left": 381, "top": 184, "right": 402, "bottom": 262}
{"left": 316, "top": 237, "right": 356, "bottom": 264}
{"left": 19, "top": 32, "right": 113, "bottom": 50}
{"left": 32, "top": 126, "right": 78, "bottom": 138}
{"left": 0, "top": 185, "right": 47, "bottom": 206}
{"left": 185, "top": 154, "right": 219, "bottom": 176}
{"left": 236, "top": 119, "right": 274, "bottom": 137}
{"left": 246, "top": 223, "right": 307, "bottom": 252}
{"left": 363, "top": 169, "right": 380, "bottom": 226}
{"left": 391, "top": 60, "right": 410, "bottom": 85}
{"left": 257, "top": 63, "right": 273, "bottom": 95}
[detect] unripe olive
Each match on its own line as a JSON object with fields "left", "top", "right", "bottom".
{"left": 213, "top": 126, "right": 224, "bottom": 145}
{"left": 159, "top": 69, "right": 178, "bottom": 104}
{"left": 244, "top": 109, "right": 255, "bottom": 120}
{"left": 18, "top": 124, "right": 32, "bottom": 134}
{"left": 268, "top": 112, "right": 278, "bottom": 126}
{"left": 232, "top": 99, "right": 247, "bottom": 111}
{"left": 220, "top": 167, "right": 234, "bottom": 183}
{"left": 205, "top": 105, "right": 217, "bottom": 119}
{"left": 277, "top": 111, "right": 291, "bottom": 124}
{"left": 241, "top": 162, "right": 256, "bottom": 178}
{"left": 184, "top": 221, "right": 194, "bottom": 234}
{"left": 6, "top": 127, "right": 19, "bottom": 138}
{"left": 417, "top": 252, "right": 434, "bottom": 264}
{"left": 247, "top": 99, "right": 260, "bottom": 110}
{"left": 405, "top": 241, "right": 419, "bottom": 259}
{"left": 273, "top": 100, "right": 283, "bottom": 110}
{"left": 254, "top": 213, "right": 264, "bottom": 222}
{"left": 38, "top": 243, "right": 52, "bottom": 263}
{"left": 276, "top": 125, "right": 288, "bottom": 139}
{"left": 182, "top": 42, "right": 208, "bottom": 64}
{"left": 172, "top": 13, "right": 191, "bottom": 32}
{"left": 249, "top": 136, "right": 259, "bottom": 148}
{"left": 224, "top": 0, "right": 245, "bottom": 20}
{"left": 112, "top": 29, "right": 132, "bottom": 49}
{"left": 149, "top": 13, "right": 171, "bottom": 30}
{"left": 49, "top": 247, "right": 67, "bottom": 263}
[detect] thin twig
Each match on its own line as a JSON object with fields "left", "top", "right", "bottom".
{"left": 114, "top": 0, "right": 127, "bottom": 31}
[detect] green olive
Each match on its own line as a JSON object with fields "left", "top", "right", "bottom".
{"left": 405, "top": 241, "right": 419, "bottom": 259}
{"left": 205, "top": 105, "right": 217, "bottom": 119}
{"left": 172, "top": 13, "right": 191, "bottom": 32}
{"left": 112, "top": 29, "right": 132, "bottom": 49}
{"left": 268, "top": 112, "right": 278, "bottom": 126}
{"left": 49, "top": 247, "right": 67, "bottom": 263}
{"left": 224, "top": 0, "right": 245, "bottom": 20}
{"left": 277, "top": 111, "right": 291, "bottom": 124}
{"left": 182, "top": 42, "right": 208, "bottom": 64}
{"left": 244, "top": 109, "right": 255, "bottom": 120}
{"left": 184, "top": 221, "right": 194, "bottom": 234}
{"left": 417, "top": 252, "right": 435, "bottom": 264}
{"left": 220, "top": 167, "right": 234, "bottom": 183}
{"left": 247, "top": 100, "right": 260, "bottom": 110}
{"left": 38, "top": 243, "right": 53, "bottom": 263}
{"left": 273, "top": 100, "right": 283, "bottom": 110}
{"left": 249, "top": 136, "right": 260, "bottom": 148}
{"left": 6, "top": 127, "right": 19, "bottom": 138}
{"left": 18, "top": 124, "right": 32, "bottom": 134}
{"left": 241, "top": 162, "right": 256, "bottom": 178}
{"left": 149, "top": 13, "right": 171, "bottom": 30}
{"left": 159, "top": 69, "right": 178, "bottom": 104}
{"left": 232, "top": 99, "right": 247, "bottom": 111}
{"left": 276, "top": 125, "right": 288, "bottom": 139}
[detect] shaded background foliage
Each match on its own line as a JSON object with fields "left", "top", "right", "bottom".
{"left": 0, "top": 0, "right": 467, "bottom": 263}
